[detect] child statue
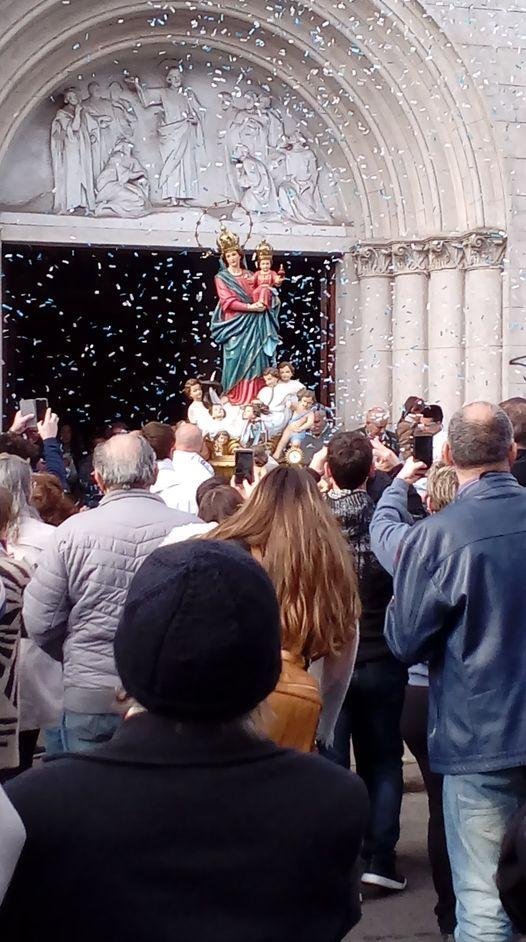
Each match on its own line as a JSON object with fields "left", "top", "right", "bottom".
{"left": 252, "top": 240, "right": 285, "bottom": 310}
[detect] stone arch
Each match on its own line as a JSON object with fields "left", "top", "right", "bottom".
{"left": 0, "top": 0, "right": 509, "bottom": 421}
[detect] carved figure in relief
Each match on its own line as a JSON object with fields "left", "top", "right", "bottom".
{"left": 256, "top": 93, "right": 285, "bottom": 152}
{"left": 50, "top": 87, "right": 102, "bottom": 214}
{"left": 84, "top": 82, "right": 138, "bottom": 176}
{"left": 94, "top": 139, "right": 149, "bottom": 217}
{"left": 231, "top": 144, "right": 279, "bottom": 216}
{"left": 278, "top": 133, "right": 330, "bottom": 224}
{"left": 126, "top": 67, "right": 204, "bottom": 204}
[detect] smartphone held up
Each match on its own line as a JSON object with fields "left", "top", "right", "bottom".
{"left": 413, "top": 432, "right": 434, "bottom": 468}
{"left": 234, "top": 448, "right": 255, "bottom": 486}
{"left": 19, "top": 398, "right": 49, "bottom": 429}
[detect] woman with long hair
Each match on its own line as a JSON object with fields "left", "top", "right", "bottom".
{"left": 205, "top": 465, "right": 361, "bottom": 750}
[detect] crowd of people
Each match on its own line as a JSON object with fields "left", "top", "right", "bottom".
{"left": 0, "top": 387, "right": 526, "bottom": 942}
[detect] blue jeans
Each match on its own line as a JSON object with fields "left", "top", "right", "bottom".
{"left": 443, "top": 768, "right": 526, "bottom": 941}
{"left": 322, "top": 655, "right": 407, "bottom": 863}
{"left": 61, "top": 711, "right": 121, "bottom": 754}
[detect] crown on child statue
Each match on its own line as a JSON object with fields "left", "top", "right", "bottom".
{"left": 255, "top": 239, "right": 273, "bottom": 260}
{"left": 217, "top": 226, "right": 242, "bottom": 257}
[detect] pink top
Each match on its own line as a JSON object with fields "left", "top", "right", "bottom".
{"left": 253, "top": 269, "right": 281, "bottom": 287}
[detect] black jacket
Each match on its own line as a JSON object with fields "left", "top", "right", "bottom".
{"left": 326, "top": 489, "right": 393, "bottom": 664}
{"left": 511, "top": 448, "right": 526, "bottom": 486}
{"left": 1, "top": 712, "right": 368, "bottom": 942}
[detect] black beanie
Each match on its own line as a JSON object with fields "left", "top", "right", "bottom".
{"left": 114, "top": 540, "right": 282, "bottom": 721}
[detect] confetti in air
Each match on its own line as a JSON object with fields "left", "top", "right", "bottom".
{"left": 2, "top": 245, "right": 338, "bottom": 431}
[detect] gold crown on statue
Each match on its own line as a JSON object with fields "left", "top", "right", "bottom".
{"left": 217, "top": 226, "right": 242, "bottom": 257}
{"left": 255, "top": 239, "right": 273, "bottom": 260}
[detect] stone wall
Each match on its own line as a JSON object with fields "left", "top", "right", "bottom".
{"left": 422, "top": 0, "right": 526, "bottom": 401}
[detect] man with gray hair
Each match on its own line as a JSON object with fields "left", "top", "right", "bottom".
{"left": 385, "top": 402, "right": 526, "bottom": 941}
{"left": 23, "top": 434, "right": 197, "bottom": 753}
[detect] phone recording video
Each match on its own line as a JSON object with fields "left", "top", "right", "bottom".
{"left": 235, "top": 448, "right": 255, "bottom": 486}
{"left": 413, "top": 433, "right": 434, "bottom": 468}
{"left": 19, "top": 397, "right": 49, "bottom": 429}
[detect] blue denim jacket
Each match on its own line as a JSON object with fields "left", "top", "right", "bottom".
{"left": 385, "top": 472, "right": 526, "bottom": 775}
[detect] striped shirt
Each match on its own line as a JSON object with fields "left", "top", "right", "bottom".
{"left": 0, "top": 552, "right": 34, "bottom": 770}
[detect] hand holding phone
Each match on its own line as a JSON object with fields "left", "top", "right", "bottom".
{"left": 19, "top": 398, "right": 49, "bottom": 431}
{"left": 37, "top": 407, "right": 59, "bottom": 441}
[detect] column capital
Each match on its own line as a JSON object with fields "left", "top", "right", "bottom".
{"left": 425, "top": 238, "right": 464, "bottom": 272}
{"left": 462, "top": 230, "right": 506, "bottom": 270}
{"left": 351, "top": 243, "right": 392, "bottom": 278}
{"left": 391, "top": 240, "right": 428, "bottom": 275}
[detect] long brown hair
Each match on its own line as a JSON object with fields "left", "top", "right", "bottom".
{"left": 31, "top": 473, "right": 77, "bottom": 526}
{"left": 205, "top": 466, "right": 360, "bottom": 660}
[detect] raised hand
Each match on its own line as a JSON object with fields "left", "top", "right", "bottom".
{"left": 10, "top": 410, "right": 35, "bottom": 434}
{"left": 37, "top": 407, "right": 59, "bottom": 441}
{"left": 396, "top": 456, "right": 428, "bottom": 484}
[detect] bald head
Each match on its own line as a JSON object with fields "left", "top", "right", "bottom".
{"left": 447, "top": 401, "right": 515, "bottom": 472}
{"left": 93, "top": 433, "right": 157, "bottom": 491}
{"left": 175, "top": 422, "right": 203, "bottom": 454}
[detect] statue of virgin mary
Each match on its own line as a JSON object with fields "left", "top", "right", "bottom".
{"left": 210, "top": 228, "right": 281, "bottom": 405}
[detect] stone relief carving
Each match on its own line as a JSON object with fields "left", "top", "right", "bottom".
{"left": 391, "top": 241, "right": 428, "bottom": 275}
{"left": 37, "top": 67, "right": 339, "bottom": 223}
{"left": 426, "top": 238, "right": 464, "bottom": 271}
{"left": 462, "top": 230, "right": 506, "bottom": 269}
{"left": 352, "top": 243, "right": 392, "bottom": 278}
{"left": 84, "top": 81, "right": 138, "bottom": 176}
{"left": 277, "top": 133, "right": 330, "bottom": 224}
{"left": 50, "top": 87, "right": 105, "bottom": 214}
{"left": 231, "top": 144, "right": 280, "bottom": 216}
{"left": 352, "top": 233, "right": 507, "bottom": 279}
{"left": 94, "top": 139, "right": 149, "bottom": 217}
{"left": 125, "top": 67, "right": 203, "bottom": 205}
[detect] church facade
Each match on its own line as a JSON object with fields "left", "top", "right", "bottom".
{"left": 0, "top": 0, "right": 524, "bottom": 423}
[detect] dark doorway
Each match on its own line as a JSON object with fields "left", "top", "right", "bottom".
{"left": 2, "top": 243, "right": 337, "bottom": 434}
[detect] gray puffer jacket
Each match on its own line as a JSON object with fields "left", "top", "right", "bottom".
{"left": 23, "top": 490, "right": 197, "bottom": 714}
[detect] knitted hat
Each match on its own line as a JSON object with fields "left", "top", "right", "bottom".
{"left": 114, "top": 540, "right": 282, "bottom": 721}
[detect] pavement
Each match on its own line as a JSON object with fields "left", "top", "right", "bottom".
{"left": 347, "top": 761, "right": 443, "bottom": 942}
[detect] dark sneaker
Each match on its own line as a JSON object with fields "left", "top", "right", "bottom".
{"left": 361, "top": 858, "right": 407, "bottom": 891}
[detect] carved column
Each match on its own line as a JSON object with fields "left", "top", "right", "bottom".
{"left": 426, "top": 239, "right": 464, "bottom": 419}
{"left": 463, "top": 231, "right": 506, "bottom": 403}
{"left": 353, "top": 244, "right": 393, "bottom": 411}
{"left": 391, "top": 241, "right": 428, "bottom": 413}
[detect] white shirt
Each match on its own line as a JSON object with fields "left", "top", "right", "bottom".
{"left": 151, "top": 458, "right": 180, "bottom": 495}
{"left": 162, "top": 521, "right": 216, "bottom": 545}
{"left": 433, "top": 427, "right": 447, "bottom": 462}
{"left": 8, "top": 514, "right": 54, "bottom": 568}
{"left": 159, "top": 451, "right": 213, "bottom": 515}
